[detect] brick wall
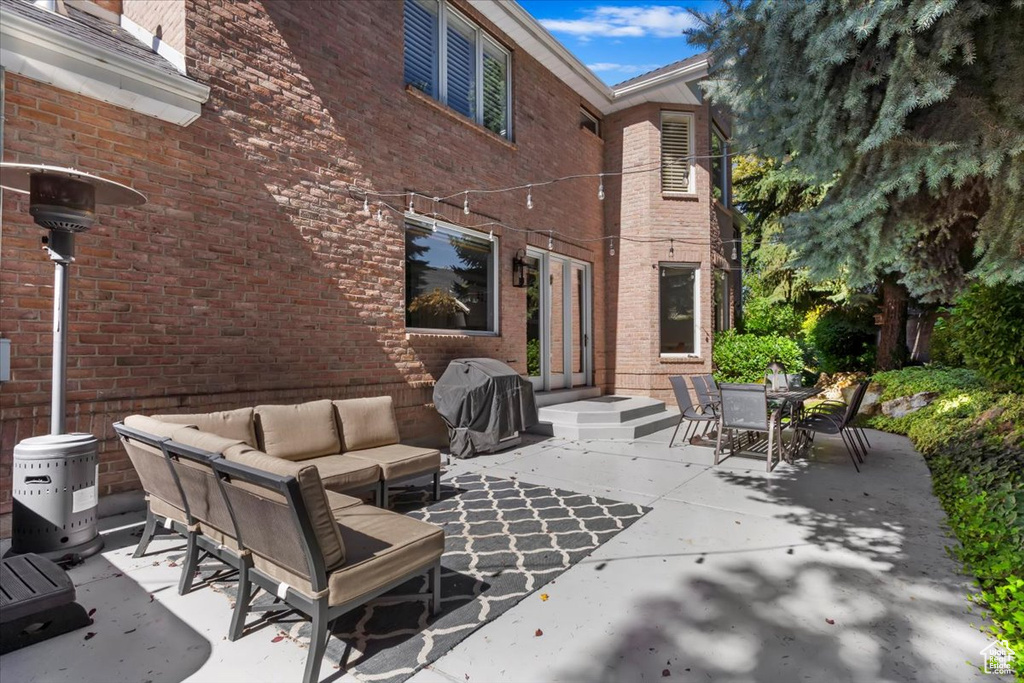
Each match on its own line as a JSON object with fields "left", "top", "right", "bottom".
{"left": 0, "top": 0, "right": 608, "bottom": 512}
{"left": 603, "top": 102, "right": 736, "bottom": 404}
{"left": 122, "top": 0, "right": 186, "bottom": 53}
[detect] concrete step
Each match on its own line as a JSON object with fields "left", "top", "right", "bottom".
{"left": 534, "top": 386, "right": 602, "bottom": 408}
{"left": 531, "top": 402, "right": 681, "bottom": 441}
{"left": 538, "top": 395, "right": 668, "bottom": 424}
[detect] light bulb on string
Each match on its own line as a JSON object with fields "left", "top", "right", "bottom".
{"left": 598, "top": 175, "right": 605, "bottom": 201}
{"left": 431, "top": 218, "right": 437, "bottom": 232}
{"left": 526, "top": 185, "right": 533, "bottom": 210}
{"left": 362, "top": 196, "right": 369, "bottom": 214}
{"left": 375, "top": 203, "right": 383, "bottom": 222}
{"left": 488, "top": 230, "right": 494, "bottom": 242}
{"left": 463, "top": 191, "right": 470, "bottom": 215}
{"left": 731, "top": 244, "right": 738, "bottom": 261}
{"left": 548, "top": 231, "right": 553, "bottom": 251}
{"left": 609, "top": 238, "right": 615, "bottom": 256}
{"left": 669, "top": 239, "right": 675, "bottom": 258}
{"left": 408, "top": 193, "right": 416, "bottom": 215}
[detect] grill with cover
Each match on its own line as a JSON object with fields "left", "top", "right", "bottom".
{"left": 433, "top": 359, "right": 538, "bottom": 459}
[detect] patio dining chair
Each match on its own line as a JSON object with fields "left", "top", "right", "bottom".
{"left": 715, "top": 383, "right": 785, "bottom": 472}
{"left": 802, "top": 379, "right": 872, "bottom": 460}
{"left": 691, "top": 374, "right": 720, "bottom": 415}
{"left": 793, "top": 380, "right": 870, "bottom": 471}
{"left": 669, "top": 376, "right": 716, "bottom": 446}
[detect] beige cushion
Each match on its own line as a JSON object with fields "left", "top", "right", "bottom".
{"left": 326, "top": 490, "right": 363, "bottom": 513}
{"left": 172, "top": 428, "right": 245, "bottom": 456}
{"left": 148, "top": 494, "right": 186, "bottom": 525}
{"left": 255, "top": 400, "right": 341, "bottom": 461}
{"left": 299, "top": 454, "right": 381, "bottom": 493}
{"left": 124, "top": 414, "right": 195, "bottom": 439}
{"left": 156, "top": 408, "right": 257, "bottom": 447}
{"left": 333, "top": 396, "right": 401, "bottom": 452}
{"left": 253, "top": 504, "right": 444, "bottom": 606}
{"left": 344, "top": 444, "right": 440, "bottom": 481}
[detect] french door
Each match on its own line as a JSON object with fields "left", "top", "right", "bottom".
{"left": 525, "top": 250, "right": 592, "bottom": 392}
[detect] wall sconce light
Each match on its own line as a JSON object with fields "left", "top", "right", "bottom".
{"left": 512, "top": 249, "right": 527, "bottom": 288}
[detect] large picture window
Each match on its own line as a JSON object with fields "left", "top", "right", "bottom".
{"left": 404, "top": 0, "right": 512, "bottom": 139}
{"left": 405, "top": 219, "right": 497, "bottom": 333}
{"left": 660, "top": 264, "right": 699, "bottom": 355}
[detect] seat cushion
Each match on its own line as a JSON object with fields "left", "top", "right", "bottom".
{"left": 255, "top": 400, "right": 341, "bottom": 461}
{"left": 326, "top": 490, "right": 363, "bottom": 513}
{"left": 344, "top": 444, "right": 440, "bottom": 481}
{"left": 299, "top": 454, "right": 381, "bottom": 493}
{"left": 155, "top": 408, "right": 257, "bottom": 447}
{"left": 148, "top": 495, "right": 187, "bottom": 525}
{"left": 333, "top": 397, "right": 401, "bottom": 452}
{"left": 172, "top": 428, "right": 245, "bottom": 456}
{"left": 328, "top": 505, "right": 444, "bottom": 606}
{"left": 124, "top": 414, "right": 195, "bottom": 438}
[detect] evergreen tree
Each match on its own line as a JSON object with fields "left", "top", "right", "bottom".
{"left": 689, "top": 0, "right": 1024, "bottom": 305}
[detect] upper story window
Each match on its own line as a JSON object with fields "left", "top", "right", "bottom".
{"left": 580, "top": 108, "right": 600, "bottom": 137}
{"left": 404, "top": 0, "right": 512, "bottom": 140}
{"left": 660, "top": 111, "right": 695, "bottom": 196}
{"left": 711, "top": 125, "right": 729, "bottom": 206}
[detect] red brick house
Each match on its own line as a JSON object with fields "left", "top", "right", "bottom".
{"left": 0, "top": 0, "right": 738, "bottom": 513}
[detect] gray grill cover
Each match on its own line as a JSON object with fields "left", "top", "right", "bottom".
{"left": 433, "top": 358, "right": 538, "bottom": 459}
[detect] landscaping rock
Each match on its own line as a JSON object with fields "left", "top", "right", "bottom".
{"left": 881, "top": 391, "right": 940, "bottom": 418}
{"left": 972, "top": 405, "right": 1005, "bottom": 427}
{"left": 858, "top": 382, "right": 884, "bottom": 416}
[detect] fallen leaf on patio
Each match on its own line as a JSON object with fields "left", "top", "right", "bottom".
{"left": 595, "top": 562, "right": 607, "bottom": 571}
{"left": 734, "top": 520, "right": 741, "bottom": 524}
{"left": 464, "top": 675, "right": 469, "bottom": 681}
{"left": 863, "top": 492, "right": 869, "bottom": 496}
{"left": 123, "top": 629, "right": 136, "bottom": 634}
{"left": 272, "top": 635, "right": 285, "bottom": 643}
{"left": 534, "top": 629, "right": 544, "bottom": 637}
{"left": 825, "top": 618, "right": 835, "bottom": 625}
{"left": 540, "top": 594, "right": 549, "bottom": 601}
{"left": 662, "top": 669, "right": 670, "bottom": 677}
{"left": 148, "top": 595, "right": 154, "bottom": 602}
{"left": 88, "top": 608, "right": 96, "bottom": 617}
{"left": 168, "top": 562, "right": 177, "bottom": 568}
{"left": 84, "top": 632, "right": 97, "bottom": 640}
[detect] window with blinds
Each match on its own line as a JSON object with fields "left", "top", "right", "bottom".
{"left": 403, "top": 0, "right": 512, "bottom": 140}
{"left": 661, "top": 112, "right": 694, "bottom": 195}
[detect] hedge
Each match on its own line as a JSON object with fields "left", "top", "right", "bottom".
{"left": 712, "top": 330, "right": 804, "bottom": 383}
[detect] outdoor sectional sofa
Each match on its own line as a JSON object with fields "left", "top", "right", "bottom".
{"left": 112, "top": 408, "right": 445, "bottom": 683}
{"left": 145, "top": 396, "right": 442, "bottom": 507}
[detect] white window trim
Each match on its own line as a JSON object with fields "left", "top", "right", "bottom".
{"left": 659, "top": 263, "right": 701, "bottom": 358}
{"left": 660, "top": 111, "right": 696, "bottom": 197}
{"left": 712, "top": 123, "right": 729, "bottom": 208}
{"left": 404, "top": 213, "right": 501, "bottom": 336}
{"left": 409, "top": 0, "right": 513, "bottom": 140}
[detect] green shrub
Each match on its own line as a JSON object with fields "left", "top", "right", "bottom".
{"left": 802, "top": 305, "right": 876, "bottom": 373}
{"left": 742, "top": 297, "right": 803, "bottom": 337}
{"left": 712, "top": 330, "right": 804, "bottom": 383}
{"left": 868, "top": 367, "right": 1024, "bottom": 674}
{"left": 929, "top": 315, "right": 964, "bottom": 367}
{"left": 949, "top": 283, "right": 1024, "bottom": 392}
{"left": 526, "top": 338, "right": 540, "bottom": 376}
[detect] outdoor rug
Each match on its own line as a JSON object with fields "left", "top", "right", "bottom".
{"left": 189, "top": 472, "right": 648, "bottom": 683}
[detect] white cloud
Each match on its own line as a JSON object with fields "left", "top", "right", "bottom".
{"left": 541, "top": 5, "right": 697, "bottom": 39}
{"left": 587, "top": 62, "right": 662, "bottom": 74}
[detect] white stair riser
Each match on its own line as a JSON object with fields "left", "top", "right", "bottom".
{"left": 537, "top": 400, "right": 667, "bottom": 425}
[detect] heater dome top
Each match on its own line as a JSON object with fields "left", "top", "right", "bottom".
{"left": 0, "top": 163, "right": 147, "bottom": 207}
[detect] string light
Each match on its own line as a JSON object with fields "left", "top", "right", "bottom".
{"left": 488, "top": 230, "right": 494, "bottom": 242}
{"left": 598, "top": 174, "right": 605, "bottom": 201}
{"left": 526, "top": 185, "right": 533, "bottom": 210}
{"left": 375, "top": 203, "right": 383, "bottom": 222}
{"left": 408, "top": 193, "right": 416, "bottom": 215}
{"left": 362, "top": 196, "right": 369, "bottom": 213}
{"left": 609, "top": 238, "right": 615, "bottom": 256}
{"left": 463, "top": 191, "right": 470, "bottom": 215}
{"left": 669, "top": 239, "right": 675, "bottom": 258}
{"left": 731, "top": 245, "right": 738, "bottom": 260}
{"left": 431, "top": 218, "right": 437, "bottom": 232}
{"left": 548, "top": 231, "right": 553, "bottom": 251}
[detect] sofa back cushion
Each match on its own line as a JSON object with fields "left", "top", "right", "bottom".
{"left": 172, "top": 427, "right": 246, "bottom": 456}
{"left": 333, "top": 396, "right": 401, "bottom": 452}
{"left": 254, "top": 400, "right": 341, "bottom": 461}
{"left": 156, "top": 408, "right": 257, "bottom": 447}
{"left": 119, "top": 415, "right": 194, "bottom": 512}
{"left": 216, "top": 452, "right": 346, "bottom": 573}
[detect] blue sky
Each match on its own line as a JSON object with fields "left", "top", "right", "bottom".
{"left": 517, "top": 1, "right": 721, "bottom": 86}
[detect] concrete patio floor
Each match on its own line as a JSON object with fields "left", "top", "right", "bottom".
{"left": 1, "top": 427, "right": 1007, "bottom": 683}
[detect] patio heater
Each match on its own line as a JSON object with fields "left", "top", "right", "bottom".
{"left": 1, "top": 163, "right": 146, "bottom": 559}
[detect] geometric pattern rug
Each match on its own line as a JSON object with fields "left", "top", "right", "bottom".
{"left": 196, "top": 473, "right": 648, "bottom": 683}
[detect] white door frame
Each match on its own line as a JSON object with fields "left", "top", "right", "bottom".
{"left": 526, "top": 249, "right": 592, "bottom": 392}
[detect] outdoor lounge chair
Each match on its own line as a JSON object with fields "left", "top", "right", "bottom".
{"left": 715, "top": 383, "right": 785, "bottom": 472}
{"left": 206, "top": 454, "right": 445, "bottom": 683}
{"left": 668, "top": 376, "right": 717, "bottom": 446}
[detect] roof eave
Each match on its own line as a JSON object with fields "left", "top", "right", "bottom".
{"left": 611, "top": 58, "right": 710, "bottom": 99}
{"left": 0, "top": 7, "right": 210, "bottom": 126}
